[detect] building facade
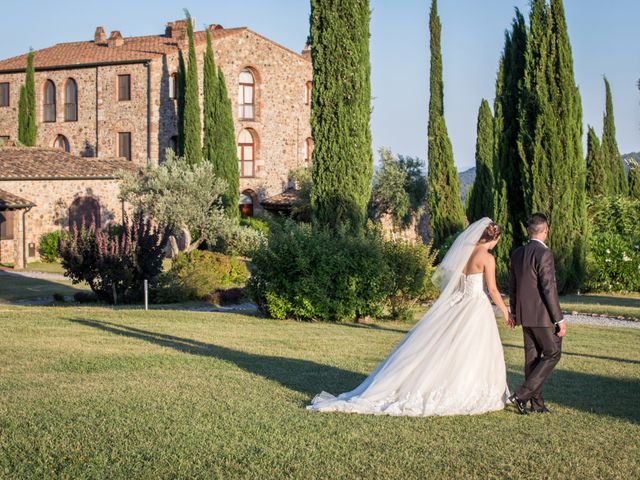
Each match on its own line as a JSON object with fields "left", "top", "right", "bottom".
{"left": 0, "top": 19, "right": 313, "bottom": 214}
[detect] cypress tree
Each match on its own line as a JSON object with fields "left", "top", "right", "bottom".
{"left": 426, "top": 0, "right": 465, "bottom": 247}
{"left": 517, "top": 0, "right": 586, "bottom": 292}
{"left": 203, "top": 30, "right": 218, "bottom": 165}
{"left": 585, "top": 126, "right": 607, "bottom": 197}
{"left": 177, "top": 50, "right": 186, "bottom": 156}
{"left": 601, "top": 77, "right": 627, "bottom": 195}
{"left": 309, "top": 0, "right": 373, "bottom": 232}
{"left": 214, "top": 65, "right": 240, "bottom": 218}
{"left": 182, "top": 12, "right": 202, "bottom": 164}
{"left": 629, "top": 165, "right": 640, "bottom": 200}
{"left": 466, "top": 99, "right": 494, "bottom": 222}
{"left": 491, "top": 58, "right": 512, "bottom": 287}
{"left": 18, "top": 50, "right": 37, "bottom": 146}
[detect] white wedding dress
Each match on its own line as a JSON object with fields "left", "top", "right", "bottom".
{"left": 308, "top": 218, "right": 509, "bottom": 417}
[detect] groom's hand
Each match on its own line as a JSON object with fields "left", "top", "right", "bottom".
{"left": 556, "top": 322, "right": 567, "bottom": 337}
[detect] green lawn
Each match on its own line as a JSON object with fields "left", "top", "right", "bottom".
{"left": 0, "top": 306, "right": 638, "bottom": 478}
{"left": 25, "top": 261, "right": 66, "bottom": 274}
{"left": 0, "top": 272, "right": 89, "bottom": 303}
{"left": 560, "top": 292, "right": 640, "bottom": 319}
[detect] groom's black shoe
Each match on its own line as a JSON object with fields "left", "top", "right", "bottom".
{"left": 531, "top": 406, "right": 552, "bottom": 414}
{"left": 509, "top": 393, "right": 529, "bottom": 415}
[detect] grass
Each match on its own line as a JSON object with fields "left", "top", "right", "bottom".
{"left": 560, "top": 292, "right": 640, "bottom": 319}
{"left": 24, "top": 261, "right": 66, "bottom": 274}
{"left": 0, "top": 306, "right": 638, "bottom": 479}
{"left": 0, "top": 272, "right": 89, "bottom": 303}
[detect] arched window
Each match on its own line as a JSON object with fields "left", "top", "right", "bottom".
{"left": 64, "top": 78, "right": 78, "bottom": 121}
{"left": 43, "top": 80, "right": 56, "bottom": 122}
{"left": 237, "top": 129, "right": 255, "bottom": 178}
{"left": 53, "top": 135, "right": 70, "bottom": 152}
{"left": 239, "top": 190, "right": 255, "bottom": 217}
{"left": 305, "top": 137, "right": 314, "bottom": 163}
{"left": 168, "top": 135, "right": 178, "bottom": 154}
{"left": 168, "top": 73, "right": 177, "bottom": 99}
{"left": 238, "top": 69, "right": 255, "bottom": 120}
{"left": 305, "top": 81, "right": 312, "bottom": 106}
{"left": 68, "top": 196, "right": 101, "bottom": 230}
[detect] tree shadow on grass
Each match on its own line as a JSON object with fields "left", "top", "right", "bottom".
{"left": 65, "top": 318, "right": 366, "bottom": 398}
{"left": 503, "top": 342, "right": 640, "bottom": 366}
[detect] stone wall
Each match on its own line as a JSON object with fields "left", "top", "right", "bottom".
{"left": 0, "top": 178, "right": 126, "bottom": 265}
{"left": 0, "top": 63, "right": 149, "bottom": 164}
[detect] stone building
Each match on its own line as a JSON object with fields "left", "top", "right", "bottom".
{"left": 0, "top": 146, "right": 134, "bottom": 267}
{"left": 0, "top": 18, "right": 313, "bottom": 217}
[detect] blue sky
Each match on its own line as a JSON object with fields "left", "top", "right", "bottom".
{"left": 1, "top": 0, "right": 638, "bottom": 171}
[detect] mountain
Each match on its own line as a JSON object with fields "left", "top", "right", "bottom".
{"left": 623, "top": 152, "right": 639, "bottom": 173}
{"left": 458, "top": 166, "right": 476, "bottom": 203}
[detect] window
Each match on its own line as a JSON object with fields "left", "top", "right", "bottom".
{"left": 118, "top": 132, "right": 132, "bottom": 161}
{"left": 168, "top": 135, "right": 178, "bottom": 154}
{"left": 53, "top": 135, "right": 70, "bottom": 152}
{"left": 43, "top": 80, "right": 56, "bottom": 122}
{"left": 0, "top": 136, "right": 9, "bottom": 145}
{"left": 118, "top": 74, "right": 131, "bottom": 101}
{"left": 0, "top": 83, "right": 9, "bottom": 107}
{"left": 64, "top": 78, "right": 78, "bottom": 121}
{"left": 168, "top": 73, "right": 177, "bottom": 99}
{"left": 68, "top": 196, "right": 101, "bottom": 230}
{"left": 238, "top": 69, "right": 255, "bottom": 120}
{"left": 237, "top": 129, "right": 255, "bottom": 178}
{"left": 305, "top": 81, "right": 312, "bottom": 106}
{"left": 0, "top": 210, "right": 14, "bottom": 240}
{"left": 239, "top": 190, "right": 255, "bottom": 218}
{"left": 305, "top": 137, "right": 314, "bottom": 163}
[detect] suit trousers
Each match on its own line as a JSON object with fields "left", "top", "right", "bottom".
{"left": 515, "top": 326, "right": 562, "bottom": 408}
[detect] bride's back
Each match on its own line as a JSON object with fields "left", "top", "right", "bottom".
{"left": 463, "top": 246, "right": 491, "bottom": 276}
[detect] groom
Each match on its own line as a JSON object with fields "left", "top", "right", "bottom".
{"left": 508, "top": 213, "right": 566, "bottom": 414}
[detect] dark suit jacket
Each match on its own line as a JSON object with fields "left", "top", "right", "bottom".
{"left": 509, "top": 240, "right": 563, "bottom": 327}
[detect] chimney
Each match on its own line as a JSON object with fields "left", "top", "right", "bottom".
{"left": 107, "top": 30, "right": 124, "bottom": 47}
{"left": 301, "top": 36, "right": 311, "bottom": 61}
{"left": 94, "top": 26, "right": 106, "bottom": 44}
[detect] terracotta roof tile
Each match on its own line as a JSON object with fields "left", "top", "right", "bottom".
{"left": 0, "top": 146, "right": 136, "bottom": 180}
{"left": 260, "top": 188, "right": 302, "bottom": 210}
{"left": 0, "top": 188, "right": 35, "bottom": 209}
{"left": 0, "top": 28, "right": 244, "bottom": 72}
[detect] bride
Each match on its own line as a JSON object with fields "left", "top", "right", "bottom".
{"left": 308, "top": 217, "right": 511, "bottom": 416}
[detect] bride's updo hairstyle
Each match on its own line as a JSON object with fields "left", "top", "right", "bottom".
{"left": 478, "top": 222, "right": 501, "bottom": 243}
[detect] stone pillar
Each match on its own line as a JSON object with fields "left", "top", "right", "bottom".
{"left": 13, "top": 209, "right": 25, "bottom": 269}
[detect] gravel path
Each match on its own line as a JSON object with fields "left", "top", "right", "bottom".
{"left": 562, "top": 313, "right": 639, "bottom": 329}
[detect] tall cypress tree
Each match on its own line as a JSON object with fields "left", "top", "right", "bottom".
{"left": 466, "top": 99, "right": 494, "bottom": 222}
{"left": 203, "top": 30, "right": 218, "bottom": 164}
{"left": 585, "top": 126, "right": 607, "bottom": 197}
{"left": 517, "top": 0, "right": 586, "bottom": 292}
{"left": 492, "top": 57, "right": 512, "bottom": 287}
{"left": 182, "top": 12, "right": 202, "bottom": 164}
{"left": 215, "top": 65, "right": 240, "bottom": 218}
{"left": 601, "top": 77, "right": 627, "bottom": 195}
{"left": 177, "top": 50, "right": 186, "bottom": 156}
{"left": 18, "top": 50, "right": 36, "bottom": 146}
{"left": 629, "top": 165, "right": 640, "bottom": 200}
{"left": 426, "top": 0, "right": 465, "bottom": 247}
{"left": 309, "top": 0, "right": 373, "bottom": 232}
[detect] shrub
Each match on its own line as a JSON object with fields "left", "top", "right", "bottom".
{"left": 59, "top": 214, "right": 168, "bottom": 304}
{"left": 247, "top": 221, "right": 390, "bottom": 322}
{"left": 73, "top": 291, "right": 98, "bottom": 303}
{"left": 154, "top": 250, "right": 249, "bottom": 302}
{"left": 38, "top": 230, "right": 65, "bottom": 263}
{"left": 204, "top": 287, "right": 245, "bottom": 306}
{"left": 216, "top": 225, "right": 266, "bottom": 258}
{"left": 384, "top": 241, "right": 439, "bottom": 320}
{"left": 240, "top": 216, "right": 271, "bottom": 236}
{"left": 585, "top": 196, "right": 640, "bottom": 292}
